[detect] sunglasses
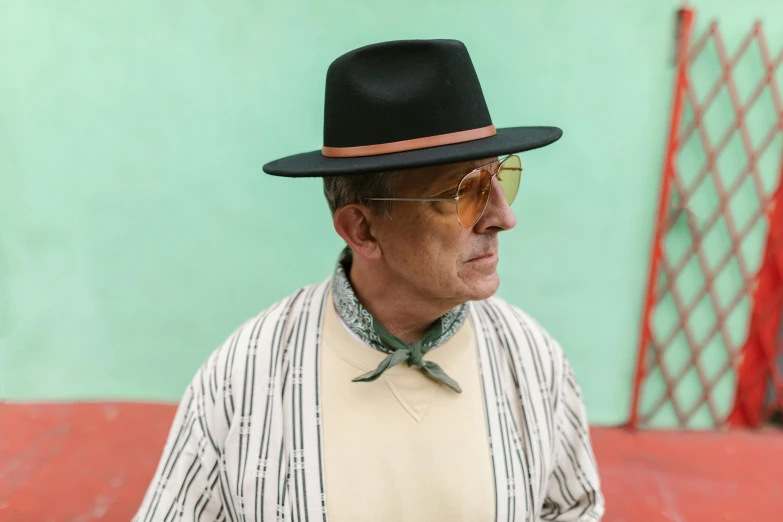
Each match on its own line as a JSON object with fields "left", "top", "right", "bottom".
{"left": 365, "top": 154, "right": 522, "bottom": 228}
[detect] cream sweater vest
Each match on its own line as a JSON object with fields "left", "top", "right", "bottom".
{"left": 321, "top": 293, "right": 495, "bottom": 522}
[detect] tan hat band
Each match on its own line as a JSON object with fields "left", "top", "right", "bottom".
{"left": 321, "top": 125, "right": 497, "bottom": 158}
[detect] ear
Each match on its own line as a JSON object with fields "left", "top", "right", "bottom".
{"left": 333, "top": 204, "right": 382, "bottom": 261}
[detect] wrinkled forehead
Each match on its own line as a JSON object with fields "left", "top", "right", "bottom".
{"left": 396, "top": 156, "right": 498, "bottom": 195}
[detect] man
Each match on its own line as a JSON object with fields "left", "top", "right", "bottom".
{"left": 133, "top": 39, "right": 604, "bottom": 522}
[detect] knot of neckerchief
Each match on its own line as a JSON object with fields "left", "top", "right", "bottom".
{"left": 351, "top": 317, "right": 462, "bottom": 393}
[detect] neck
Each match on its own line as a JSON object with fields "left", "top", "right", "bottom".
{"left": 347, "top": 254, "right": 460, "bottom": 343}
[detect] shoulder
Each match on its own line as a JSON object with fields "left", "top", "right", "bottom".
{"left": 219, "top": 278, "right": 332, "bottom": 364}
{"left": 197, "top": 278, "right": 332, "bottom": 401}
{"left": 470, "top": 295, "right": 567, "bottom": 385}
{"left": 231, "top": 279, "right": 329, "bottom": 342}
{"left": 471, "top": 295, "right": 561, "bottom": 352}
{"left": 170, "top": 280, "right": 330, "bottom": 453}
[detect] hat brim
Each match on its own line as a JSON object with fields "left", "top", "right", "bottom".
{"left": 262, "top": 126, "right": 562, "bottom": 178}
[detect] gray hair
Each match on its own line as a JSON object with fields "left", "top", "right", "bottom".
{"left": 322, "top": 171, "right": 403, "bottom": 219}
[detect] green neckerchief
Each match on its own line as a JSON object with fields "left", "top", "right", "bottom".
{"left": 331, "top": 247, "right": 468, "bottom": 393}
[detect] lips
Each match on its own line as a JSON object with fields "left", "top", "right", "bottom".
{"left": 468, "top": 252, "right": 497, "bottom": 262}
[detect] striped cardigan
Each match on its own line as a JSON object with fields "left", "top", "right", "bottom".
{"left": 133, "top": 278, "right": 604, "bottom": 522}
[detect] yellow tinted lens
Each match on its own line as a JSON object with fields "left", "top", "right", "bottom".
{"left": 457, "top": 167, "right": 492, "bottom": 227}
{"left": 497, "top": 155, "right": 522, "bottom": 204}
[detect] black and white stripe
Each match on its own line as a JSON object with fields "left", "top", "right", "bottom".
{"left": 133, "top": 279, "right": 604, "bottom": 521}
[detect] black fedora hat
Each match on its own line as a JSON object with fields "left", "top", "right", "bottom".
{"left": 262, "top": 39, "right": 561, "bottom": 178}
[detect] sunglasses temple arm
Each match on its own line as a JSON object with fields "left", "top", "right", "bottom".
{"left": 365, "top": 197, "right": 457, "bottom": 202}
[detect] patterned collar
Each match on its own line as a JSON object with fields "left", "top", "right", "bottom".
{"left": 330, "top": 247, "right": 469, "bottom": 354}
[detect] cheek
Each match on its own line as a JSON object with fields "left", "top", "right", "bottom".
{"left": 380, "top": 204, "right": 472, "bottom": 276}
{"left": 415, "top": 223, "right": 471, "bottom": 277}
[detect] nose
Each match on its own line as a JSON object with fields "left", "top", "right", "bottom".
{"left": 473, "top": 177, "right": 517, "bottom": 233}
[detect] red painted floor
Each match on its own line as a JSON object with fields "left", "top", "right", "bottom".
{"left": 1, "top": 402, "right": 782, "bottom": 521}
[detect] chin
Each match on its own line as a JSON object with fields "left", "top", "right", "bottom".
{"left": 466, "top": 274, "right": 500, "bottom": 301}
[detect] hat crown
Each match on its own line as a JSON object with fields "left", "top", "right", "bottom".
{"left": 323, "top": 39, "right": 493, "bottom": 148}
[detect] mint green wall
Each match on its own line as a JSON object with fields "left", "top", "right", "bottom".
{"left": 1, "top": 0, "right": 781, "bottom": 426}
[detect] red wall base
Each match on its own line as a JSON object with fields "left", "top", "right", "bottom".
{"left": 2, "top": 402, "right": 782, "bottom": 521}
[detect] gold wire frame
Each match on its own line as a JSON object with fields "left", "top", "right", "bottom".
{"left": 365, "top": 154, "right": 522, "bottom": 227}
